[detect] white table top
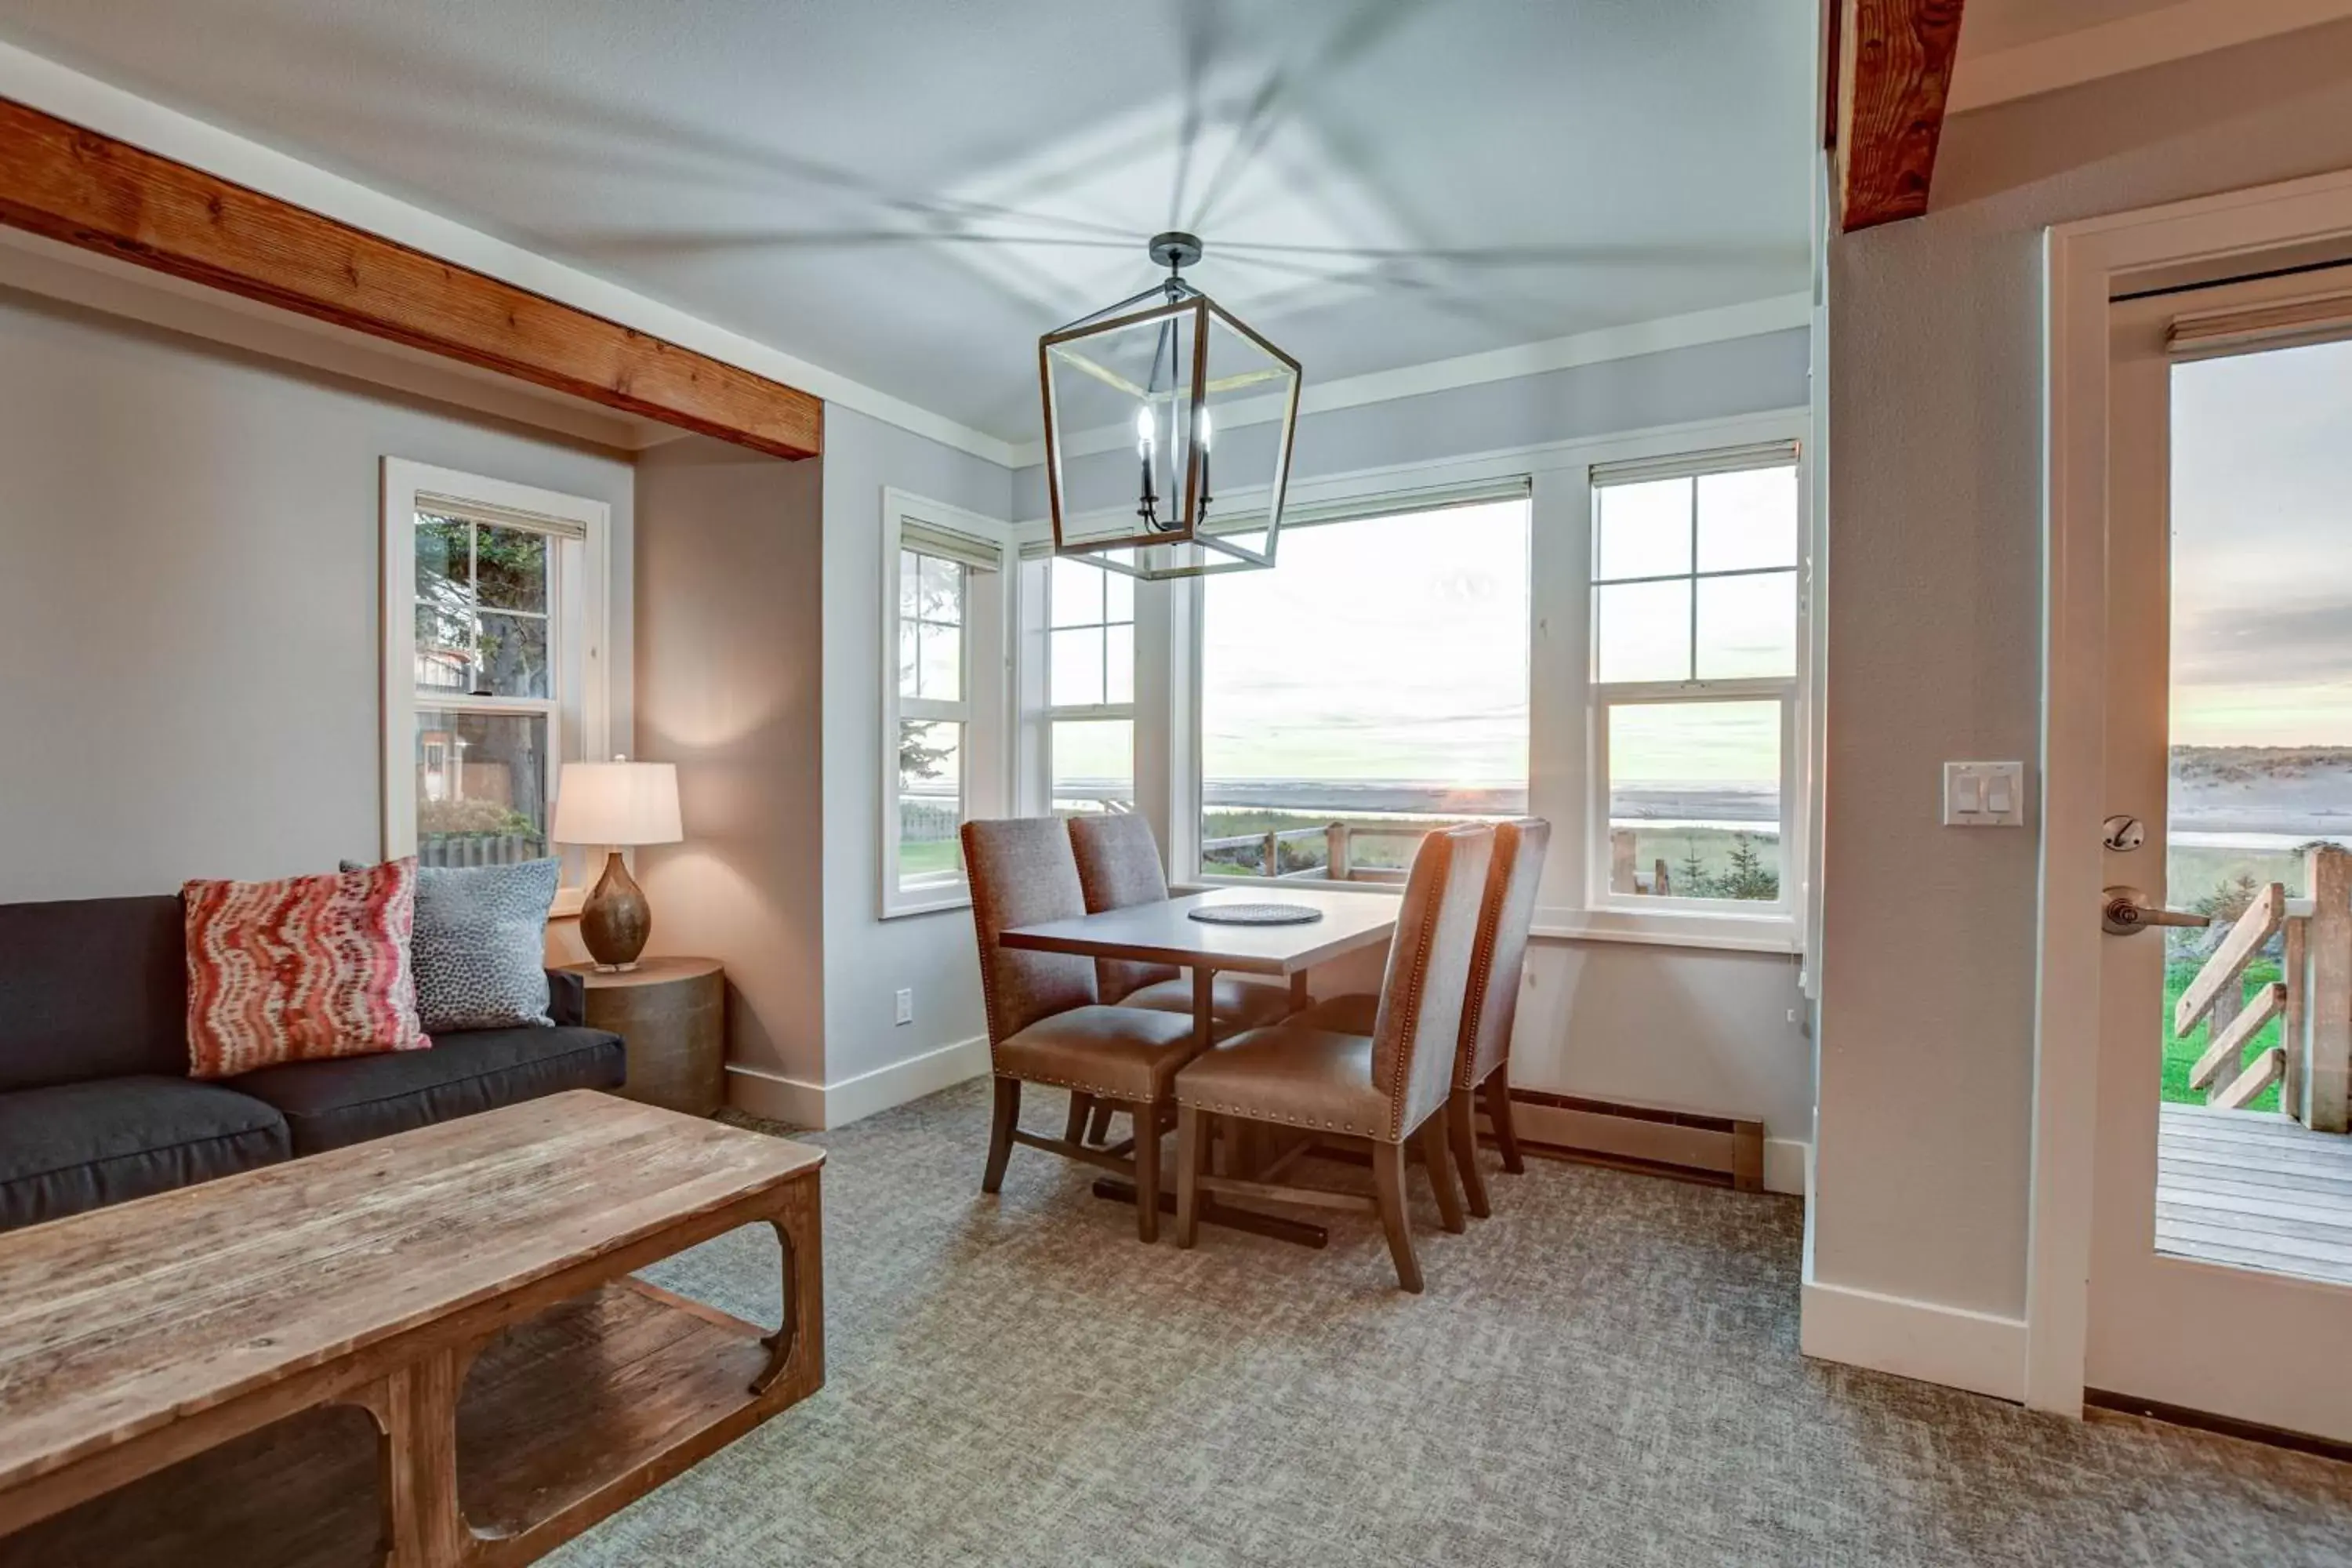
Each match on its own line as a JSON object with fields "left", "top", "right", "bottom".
{"left": 999, "top": 885, "right": 1399, "bottom": 978}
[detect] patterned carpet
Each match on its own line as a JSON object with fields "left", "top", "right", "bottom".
{"left": 551, "top": 1080, "right": 2352, "bottom": 1567}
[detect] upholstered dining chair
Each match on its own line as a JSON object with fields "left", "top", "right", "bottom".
{"left": 1171, "top": 823, "right": 1495, "bottom": 1292}
{"left": 1294, "top": 818, "right": 1549, "bottom": 1218}
{"left": 1066, "top": 812, "right": 1298, "bottom": 1034}
{"left": 962, "top": 817, "right": 1200, "bottom": 1242}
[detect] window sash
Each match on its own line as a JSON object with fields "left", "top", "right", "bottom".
{"left": 1588, "top": 686, "right": 1795, "bottom": 916}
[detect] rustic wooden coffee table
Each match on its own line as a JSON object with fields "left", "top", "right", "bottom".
{"left": 0, "top": 1091, "right": 822, "bottom": 1567}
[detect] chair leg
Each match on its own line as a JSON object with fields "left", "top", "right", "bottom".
{"left": 1482, "top": 1069, "right": 1524, "bottom": 1174}
{"left": 1447, "top": 1087, "right": 1492, "bottom": 1219}
{"left": 1175, "top": 1105, "right": 1203, "bottom": 1247}
{"left": 1063, "top": 1091, "right": 1094, "bottom": 1146}
{"left": 1416, "top": 1116, "right": 1465, "bottom": 1234}
{"left": 1371, "top": 1139, "right": 1424, "bottom": 1293}
{"left": 1133, "top": 1099, "right": 1163, "bottom": 1243}
{"left": 1086, "top": 1101, "right": 1116, "bottom": 1146}
{"left": 982, "top": 1077, "right": 1021, "bottom": 1194}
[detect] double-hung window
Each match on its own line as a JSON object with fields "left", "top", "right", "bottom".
{"left": 1588, "top": 448, "right": 1800, "bottom": 915}
{"left": 381, "top": 460, "right": 608, "bottom": 897}
{"left": 884, "top": 491, "right": 1011, "bottom": 916}
{"left": 1045, "top": 557, "right": 1137, "bottom": 816}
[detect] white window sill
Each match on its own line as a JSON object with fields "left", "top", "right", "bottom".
{"left": 882, "top": 889, "right": 974, "bottom": 921}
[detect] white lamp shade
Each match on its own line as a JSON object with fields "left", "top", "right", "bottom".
{"left": 552, "top": 760, "right": 683, "bottom": 847}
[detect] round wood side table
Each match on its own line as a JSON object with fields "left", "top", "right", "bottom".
{"left": 560, "top": 956, "right": 725, "bottom": 1117}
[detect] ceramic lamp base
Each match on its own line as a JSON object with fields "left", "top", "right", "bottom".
{"left": 579, "top": 850, "right": 652, "bottom": 970}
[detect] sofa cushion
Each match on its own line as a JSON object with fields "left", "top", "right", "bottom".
{"left": 227, "top": 1025, "right": 625, "bottom": 1154}
{"left": 343, "top": 858, "right": 560, "bottom": 1033}
{"left": 0, "top": 895, "right": 190, "bottom": 1092}
{"left": 184, "top": 860, "right": 430, "bottom": 1078}
{"left": 0, "top": 1076, "right": 290, "bottom": 1232}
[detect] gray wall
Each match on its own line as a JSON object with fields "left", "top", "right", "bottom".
{"left": 633, "top": 436, "right": 829, "bottom": 1087}
{"left": 1816, "top": 20, "right": 2352, "bottom": 1316}
{"left": 1012, "top": 327, "right": 1810, "bottom": 515}
{"left": 0, "top": 284, "right": 635, "bottom": 902}
{"left": 819, "top": 405, "right": 1015, "bottom": 1090}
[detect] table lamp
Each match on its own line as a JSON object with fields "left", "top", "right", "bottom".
{"left": 552, "top": 757, "right": 683, "bottom": 971}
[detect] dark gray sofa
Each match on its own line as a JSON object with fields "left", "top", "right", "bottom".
{"left": 0, "top": 893, "right": 626, "bottom": 1232}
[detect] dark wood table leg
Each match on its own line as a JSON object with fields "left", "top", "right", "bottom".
{"left": 753, "top": 1173, "right": 825, "bottom": 1401}
{"left": 1091, "top": 1178, "right": 1329, "bottom": 1248}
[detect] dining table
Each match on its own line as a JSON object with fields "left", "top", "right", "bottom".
{"left": 998, "top": 883, "right": 1400, "bottom": 1246}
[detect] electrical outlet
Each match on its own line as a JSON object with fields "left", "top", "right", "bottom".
{"left": 894, "top": 988, "right": 913, "bottom": 1026}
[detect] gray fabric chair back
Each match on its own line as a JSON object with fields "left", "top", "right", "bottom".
{"left": 961, "top": 818, "right": 1099, "bottom": 1051}
{"left": 1369, "top": 825, "right": 1494, "bottom": 1140}
{"left": 0, "top": 895, "right": 191, "bottom": 1091}
{"left": 1458, "top": 818, "right": 1550, "bottom": 1089}
{"left": 1066, "top": 813, "right": 1181, "bottom": 1003}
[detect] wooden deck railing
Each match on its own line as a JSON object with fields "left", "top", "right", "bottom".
{"left": 1199, "top": 822, "right": 1421, "bottom": 884}
{"left": 2175, "top": 844, "right": 2352, "bottom": 1131}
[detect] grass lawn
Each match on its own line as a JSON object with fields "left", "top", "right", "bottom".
{"left": 2161, "top": 956, "right": 2282, "bottom": 1112}
{"left": 898, "top": 838, "right": 964, "bottom": 877}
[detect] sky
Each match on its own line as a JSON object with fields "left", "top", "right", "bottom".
{"left": 2172, "top": 338, "right": 2352, "bottom": 748}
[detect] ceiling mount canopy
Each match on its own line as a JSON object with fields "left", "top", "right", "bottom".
{"left": 1039, "top": 232, "right": 1303, "bottom": 581}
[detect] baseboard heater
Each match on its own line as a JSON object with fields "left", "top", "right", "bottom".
{"left": 1501, "top": 1088, "right": 1765, "bottom": 1192}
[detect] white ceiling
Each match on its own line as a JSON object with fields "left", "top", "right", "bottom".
{"left": 0, "top": 1, "right": 1818, "bottom": 448}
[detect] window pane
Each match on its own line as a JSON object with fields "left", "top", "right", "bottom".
{"left": 1695, "top": 571, "right": 1798, "bottom": 679}
{"left": 1103, "top": 567, "right": 1134, "bottom": 626}
{"left": 415, "top": 603, "right": 472, "bottom": 694}
{"left": 1050, "top": 556, "right": 1105, "bottom": 628}
{"left": 474, "top": 524, "right": 550, "bottom": 613}
{"left": 472, "top": 612, "right": 550, "bottom": 698}
{"left": 1105, "top": 622, "right": 1135, "bottom": 706}
{"left": 1595, "top": 477, "right": 1691, "bottom": 581}
{"left": 416, "top": 709, "right": 550, "bottom": 866}
{"left": 1594, "top": 579, "right": 1691, "bottom": 684}
{"left": 416, "top": 515, "right": 469, "bottom": 604}
{"left": 918, "top": 554, "right": 964, "bottom": 627}
{"left": 1051, "top": 626, "right": 1105, "bottom": 707}
{"left": 897, "top": 620, "right": 919, "bottom": 699}
{"left": 898, "top": 549, "right": 920, "bottom": 619}
{"left": 1051, "top": 719, "right": 1134, "bottom": 815}
{"left": 1697, "top": 467, "right": 1798, "bottom": 573}
{"left": 1606, "top": 701, "right": 1780, "bottom": 902}
{"left": 918, "top": 622, "right": 962, "bottom": 702}
{"left": 897, "top": 720, "right": 964, "bottom": 887}
{"left": 1201, "top": 499, "right": 1530, "bottom": 881}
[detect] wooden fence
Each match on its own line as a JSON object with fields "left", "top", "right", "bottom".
{"left": 2174, "top": 844, "right": 2352, "bottom": 1132}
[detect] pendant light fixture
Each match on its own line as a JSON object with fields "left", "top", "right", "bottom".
{"left": 1038, "top": 232, "right": 1302, "bottom": 580}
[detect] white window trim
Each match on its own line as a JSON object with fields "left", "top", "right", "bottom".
{"left": 881, "top": 488, "right": 1015, "bottom": 920}
{"left": 1014, "top": 408, "right": 1812, "bottom": 956}
{"left": 380, "top": 458, "right": 610, "bottom": 916}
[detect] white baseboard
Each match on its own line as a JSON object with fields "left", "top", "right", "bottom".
{"left": 1764, "top": 1138, "right": 1809, "bottom": 1197}
{"left": 1799, "top": 1270, "right": 2028, "bottom": 1403}
{"left": 723, "top": 1034, "right": 991, "bottom": 1131}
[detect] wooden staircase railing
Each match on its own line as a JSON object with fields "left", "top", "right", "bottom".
{"left": 2173, "top": 845, "right": 2352, "bottom": 1130}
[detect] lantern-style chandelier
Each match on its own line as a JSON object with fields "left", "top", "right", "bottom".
{"left": 1038, "top": 232, "right": 1302, "bottom": 580}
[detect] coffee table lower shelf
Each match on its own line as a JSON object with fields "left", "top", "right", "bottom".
{"left": 1, "top": 1278, "right": 785, "bottom": 1568}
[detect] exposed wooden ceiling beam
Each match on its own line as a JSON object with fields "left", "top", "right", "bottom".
{"left": 0, "top": 97, "right": 822, "bottom": 459}
{"left": 1830, "top": 0, "right": 1968, "bottom": 232}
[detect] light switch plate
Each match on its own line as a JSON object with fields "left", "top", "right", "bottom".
{"left": 1944, "top": 761, "right": 2026, "bottom": 827}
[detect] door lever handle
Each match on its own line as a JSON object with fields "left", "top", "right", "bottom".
{"left": 2101, "top": 886, "right": 2212, "bottom": 937}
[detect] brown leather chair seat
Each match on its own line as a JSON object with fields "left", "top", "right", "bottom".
{"left": 1118, "top": 974, "right": 1298, "bottom": 1035}
{"left": 1172, "top": 1025, "right": 1387, "bottom": 1139}
{"left": 993, "top": 1004, "right": 1200, "bottom": 1102}
{"left": 1290, "top": 993, "right": 1377, "bottom": 1037}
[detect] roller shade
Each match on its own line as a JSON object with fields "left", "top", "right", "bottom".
{"left": 901, "top": 519, "right": 1004, "bottom": 573}
{"left": 416, "top": 492, "right": 586, "bottom": 539}
{"left": 2169, "top": 288, "right": 2352, "bottom": 359}
{"left": 1589, "top": 439, "right": 1800, "bottom": 488}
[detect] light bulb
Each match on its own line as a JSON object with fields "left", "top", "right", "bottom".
{"left": 1134, "top": 402, "right": 1156, "bottom": 456}
{"left": 1197, "top": 405, "right": 1213, "bottom": 450}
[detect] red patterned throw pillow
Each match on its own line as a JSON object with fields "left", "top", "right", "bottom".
{"left": 183, "top": 859, "right": 430, "bottom": 1079}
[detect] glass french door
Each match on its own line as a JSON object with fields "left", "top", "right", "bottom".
{"left": 2088, "top": 268, "right": 2352, "bottom": 1442}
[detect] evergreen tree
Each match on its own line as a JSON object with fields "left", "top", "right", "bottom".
{"left": 1719, "top": 834, "right": 1780, "bottom": 902}
{"left": 1677, "top": 840, "right": 1712, "bottom": 900}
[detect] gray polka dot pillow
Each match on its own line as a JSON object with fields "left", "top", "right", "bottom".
{"left": 344, "top": 858, "right": 558, "bottom": 1033}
